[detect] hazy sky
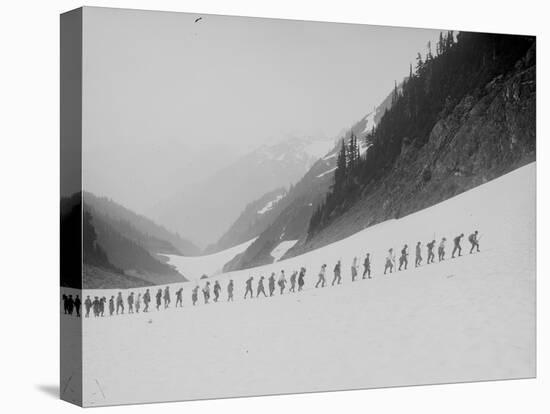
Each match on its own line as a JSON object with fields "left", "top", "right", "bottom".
{"left": 82, "top": 7, "right": 441, "bottom": 213}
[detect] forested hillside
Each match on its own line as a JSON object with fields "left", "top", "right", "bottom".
{"left": 303, "top": 32, "right": 535, "bottom": 251}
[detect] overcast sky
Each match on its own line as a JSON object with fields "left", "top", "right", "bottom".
{"left": 82, "top": 7, "right": 441, "bottom": 213}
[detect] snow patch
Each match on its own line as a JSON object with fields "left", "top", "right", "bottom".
{"left": 257, "top": 194, "right": 284, "bottom": 215}
{"left": 162, "top": 237, "right": 257, "bottom": 280}
{"left": 317, "top": 167, "right": 337, "bottom": 178}
{"left": 270, "top": 240, "right": 299, "bottom": 262}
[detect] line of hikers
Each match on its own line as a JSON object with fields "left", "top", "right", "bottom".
{"left": 62, "top": 231, "right": 480, "bottom": 317}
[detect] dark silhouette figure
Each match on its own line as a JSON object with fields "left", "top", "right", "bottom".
{"left": 143, "top": 289, "right": 151, "bottom": 312}
{"left": 332, "top": 260, "right": 342, "bottom": 285}
{"left": 427, "top": 240, "right": 436, "bottom": 264}
{"left": 268, "top": 273, "right": 276, "bottom": 296}
{"left": 99, "top": 297, "right": 106, "bottom": 317}
{"left": 202, "top": 282, "right": 210, "bottom": 304}
{"left": 298, "top": 267, "right": 306, "bottom": 291}
{"left": 415, "top": 242, "right": 422, "bottom": 267}
{"left": 92, "top": 296, "right": 100, "bottom": 317}
{"left": 192, "top": 286, "right": 199, "bottom": 305}
{"left": 469, "top": 231, "right": 480, "bottom": 253}
{"left": 116, "top": 292, "right": 125, "bottom": 315}
{"left": 128, "top": 292, "right": 135, "bottom": 314}
{"left": 175, "top": 288, "right": 184, "bottom": 307}
{"left": 438, "top": 238, "right": 447, "bottom": 262}
{"left": 74, "top": 295, "right": 81, "bottom": 317}
{"left": 109, "top": 296, "right": 115, "bottom": 316}
{"left": 398, "top": 244, "right": 408, "bottom": 271}
{"left": 256, "top": 276, "right": 267, "bottom": 298}
{"left": 244, "top": 277, "right": 254, "bottom": 299}
{"left": 363, "top": 253, "right": 371, "bottom": 279}
{"left": 289, "top": 271, "right": 297, "bottom": 292}
{"left": 62, "top": 294, "right": 68, "bottom": 314}
{"left": 84, "top": 295, "right": 92, "bottom": 318}
{"left": 67, "top": 295, "right": 74, "bottom": 315}
{"left": 164, "top": 286, "right": 171, "bottom": 309}
{"left": 213, "top": 281, "right": 221, "bottom": 302}
{"left": 452, "top": 234, "right": 464, "bottom": 258}
{"left": 227, "top": 280, "right": 234, "bottom": 301}
{"left": 316, "top": 264, "right": 327, "bottom": 288}
{"left": 155, "top": 289, "right": 162, "bottom": 310}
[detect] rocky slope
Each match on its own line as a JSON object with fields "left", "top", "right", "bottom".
{"left": 222, "top": 111, "right": 383, "bottom": 271}
{"left": 290, "top": 42, "right": 536, "bottom": 255}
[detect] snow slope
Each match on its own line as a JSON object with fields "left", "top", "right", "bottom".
{"left": 77, "top": 163, "right": 535, "bottom": 406}
{"left": 271, "top": 240, "right": 299, "bottom": 262}
{"left": 161, "top": 238, "right": 257, "bottom": 280}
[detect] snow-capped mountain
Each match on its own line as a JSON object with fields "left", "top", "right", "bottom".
{"left": 221, "top": 89, "right": 396, "bottom": 272}
{"left": 148, "top": 136, "right": 335, "bottom": 249}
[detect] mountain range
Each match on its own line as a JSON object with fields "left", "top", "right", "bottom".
{"left": 222, "top": 32, "right": 536, "bottom": 272}
{"left": 147, "top": 135, "right": 335, "bottom": 248}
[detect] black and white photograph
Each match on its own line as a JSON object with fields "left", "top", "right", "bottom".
{"left": 4, "top": 0, "right": 550, "bottom": 411}
{"left": 57, "top": 6, "right": 538, "bottom": 407}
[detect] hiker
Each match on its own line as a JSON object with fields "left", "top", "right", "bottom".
{"left": 175, "top": 287, "right": 183, "bottom": 307}
{"left": 316, "top": 264, "right": 327, "bottom": 288}
{"left": 415, "top": 242, "right": 422, "bottom": 267}
{"left": 74, "top": 295, "right": 81, "bottom": 317}
{"left": 298, "top": 267, "right": 306, "bottom": 291}
{"left": 99, "top": 297, "right": 106, "bottom": 317}
{"left": 109, "top": 296, "right": 115, "bottom": 316}
{"left": 268, "top": 273, "right": 276, "bottom": 296}
{"left": 257, "top": 276, "right": 267, "bottom": 298}
{"left": 426, "top": 240, "right": 436, "bottom": 264}
{"left": 363, "top": 253, "right": 371, "bottom": 279}
{"left": 164, "top": 286, "right": 171, "bottom": 309}
{"left": 398, "top": 244, "right": 408, "bottom": 271}
{"left": 213, "top": 281, "right": 221, "bottom": 302}
{"left": 384, "top": 249, "right": 395, "bottom": 274}
{"left": 202, "top": 282, "right": 211, "bottom": 304}
{"left": 192, "top": 286, "right": 199, "bottom": 305}
{"left": 116, "top": 292, "right": 125, "bottom": 315}
{"left": 278, "top": 271, "right": 287, "bottom": 295}
{"left": 92, "top": 296, "right": 100, "bottom": 317}
{"left": 143, "top": 289, "right": 151, "bottom": 312}
{"left": 84, "top": 295, "right": 92, "bottom": 318}
{"left": 244, "top": 277, "right": 254, "bottom": 299}
{"left": 469, "top": 230, "right": 480, "bottom": 253}
{"left": 452, "top": 233, "right": 464, "bottom": 258}
{"left": 227, "top": 280, "right": 234, "bottom": 301}
{"left": 62, "top": 294, "right": 68, "bottom": 314}
{"left": 67, "top": 295, "right": 74, "bottom": 315}
{"left": 289, "top": 271, "right": 297, "bottom": 292}
{"left": 128, "top": 292, "right": 134, "bottom": 314}
{"left": 438, "top": 238, "right": 447, "bottom": 262}
{"left": 155, "top": 289, "right": 162, "bottom": 310}
{"left": 351, "top": 256, "right": 358, "bottom": 281}
{"left": 332, "top": 260, "right": 342, "bottom": 285}
{"left": 135, "top": 293, "right": 141, "bottom": 313}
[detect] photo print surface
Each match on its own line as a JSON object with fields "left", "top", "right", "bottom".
{"left": 60, "top": 6, "right": 536, "bottom": 407}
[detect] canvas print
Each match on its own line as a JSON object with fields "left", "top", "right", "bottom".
{"left": 60, "top": 6, "right": 536, "bottom": 407}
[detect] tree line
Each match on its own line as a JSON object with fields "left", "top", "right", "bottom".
{"left": 308, "top": 31, "right": 535, "bottom": 238}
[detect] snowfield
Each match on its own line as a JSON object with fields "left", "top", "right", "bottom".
{"left": 161, "top": 237, "right": 257, "bottom": 280}
{"left": 76, "top": 163, "right": 535, "bottom": 407}
{"left": 270, "top": 240, "right": 299, "bottom": 262}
